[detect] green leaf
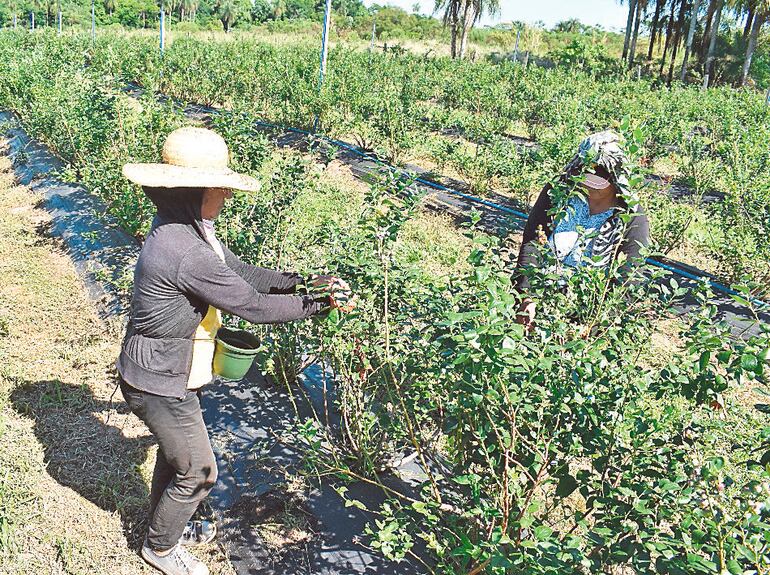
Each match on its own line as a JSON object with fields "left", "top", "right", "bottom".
{"left": 742, "top": 353, "right": 759, "bottom": 371}
{"left": 556, "top": 473, "right": 579, "bottom": 498}
{"left": 344, "top": 498, "right": 367, "bottom": 510}
{"left": 686, "top": 553, "right": 717, "bottom": 572}
{"left": 698, "top": 351, "right": 710, "bottom": 373}
{"left": 731, "top": 294, "right": 751, "bottom": 308}
{"left": 411, "top": 501, "right": 430, "bottom": 515}
{"left": 708, "top": 456, "right": 725, "bottom": 471}
{"left": 659, "top": 479, "right": 680, "bottom": 492}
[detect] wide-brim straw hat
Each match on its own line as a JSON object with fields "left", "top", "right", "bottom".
{"left": 122, "top": 126, "right": 260, "bottom": 192}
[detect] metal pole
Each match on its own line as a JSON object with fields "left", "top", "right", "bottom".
{"left": 91, "top": 0, "right": 95, "bottom": 43}
{"left": 369, "top": 18, "right": 376, "bottom": 52}
{"left": 766, "top": 86, "right": 770, "bottom": 105}
{"left": 30, "top": 11, "right": 34, "bottom": 30}
{"left": 13, "top": 14, "right": 17, "bottom": 29}
{"left": 57, "top": 0, "right": 62, "bottom": 34}
{"left": 313, "top": 0, "right": 332, "bottom": 131}
{"left": 160, "top": 0, "right": 165, "bottom": 54}
{"left": 317, "top": 0, "right": 332, "bottom": 92}
{"left": 513, "top": 27, "right": 520, "bottom": 62}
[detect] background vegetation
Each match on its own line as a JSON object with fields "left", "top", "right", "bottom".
{"left": 3, "top": 0, "right": 770, "bottom": 88}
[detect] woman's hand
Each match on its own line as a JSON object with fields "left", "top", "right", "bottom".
{"left": 309, "top": 275, "right": 357, "bottom": 313}
{"left": 516, "top": 298, "right": 536, "bottom": 332}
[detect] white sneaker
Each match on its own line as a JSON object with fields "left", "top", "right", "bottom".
{"left": 141, "top": 542, "right": 209, "bottom": 575}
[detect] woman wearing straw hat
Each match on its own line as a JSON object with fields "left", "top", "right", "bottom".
{"left": 117, "top": 127, "right": 353, "bottom": 575}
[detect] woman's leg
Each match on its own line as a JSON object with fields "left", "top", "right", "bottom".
{"left": 149, "top": 448, "right": 175, "bottom": 518}
{"left": 120, "top": 380, "right": 217, "bottom": 551}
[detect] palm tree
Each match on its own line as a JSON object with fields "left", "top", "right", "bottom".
{"left": 742, "top": 0, "right": 756, "bottom": 37}
{"left": 666, "top": 0, "right": 689, "bottom": 84}
{"left": 216, "top": 0, "right": 237, "bottom": 32}
{"left": 172, "top": 0, "right": 196, "bottom": 21}
{"left": 680, "top": 0, "right": 702, "bottom": 81}
{"left": 703, "top": 0, "right": 724, "bottom": 85}
{"left": 648, "top": 0, "right": 666, "bottom": 59}
{"left": 659, "top": 0, "right": 678, "bottom": 74}
{"left": 436, "top": 0, "right": 460, "bottom": 57}
{"left": 700, "top": 0, "right": 719, "bottom": 61}
{"left": 272, "top": 0, "right": 286, "bottom": 19}
{"left": 436, "top": 0, "right": 501, "bottom": 59}
{"left": 104, "top": 0, "right": 115, "bottom": 16}
{"left": 621, "top": 0, "right": 638, "bottom": 60}
{"left": 188, "top": 0, "right": 199, "bottom": 21}
{"left": 741, "top": 0, "right": 769, "bottom": 84}
{"left": 43, "top": 0, "right": 55, "bottom": 26}
{"left": 628, "top": 0, "right": 648, "bottom": 68}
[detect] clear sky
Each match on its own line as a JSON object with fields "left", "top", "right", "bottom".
{"left": 363, "top": 0, "right": 630, "bottom": 32}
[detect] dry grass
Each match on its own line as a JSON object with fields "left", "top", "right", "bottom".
{"left": 318, "top": 158, "right": 473, "bottom": 280}
{"left": 0, "top": 148, "right": 234, "bottom": 574}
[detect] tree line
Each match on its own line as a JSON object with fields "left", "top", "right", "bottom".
{"left": 2, "top": 0, "right": 768, "bottom": 87}
{"left": 0, "top": 0, "right": 372, "bottom": 33}
{"left": 620, "top": 0, "right": 770, "bottom": 86}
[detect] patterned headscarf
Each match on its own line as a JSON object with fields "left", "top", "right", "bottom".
{"left": 561, "top": 130, "right": 638, "bottom": 208}
{"left": 549, "top": 131, "right": 641, "bottom": 269}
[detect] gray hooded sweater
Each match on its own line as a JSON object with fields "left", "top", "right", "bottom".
{"left": 116, "top": 187, "right": 324, "bottom": 398}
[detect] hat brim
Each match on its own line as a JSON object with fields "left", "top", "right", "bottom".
{"left": 122, "top": 164, "right": 261, "bottom": 193}
{"left": 580, "top": 173, "right": 612, "bottom": 190}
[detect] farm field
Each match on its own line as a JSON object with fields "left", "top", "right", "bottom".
{"left": 3, "top": 30, "right": 770, "bottom": 289}
{"left": 1, "top": 28, "right": 770, "bottom": 575}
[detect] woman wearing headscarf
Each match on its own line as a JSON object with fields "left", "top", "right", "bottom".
{"left": 117, "top": 127, "right": 353, "bottom": 575}
{"left": 512, "top": 131, "right": 651, "bottom": 329}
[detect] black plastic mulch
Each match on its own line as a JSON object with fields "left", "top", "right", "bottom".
{"left": 1, "top": 111, "right": 429, "bottom": 574}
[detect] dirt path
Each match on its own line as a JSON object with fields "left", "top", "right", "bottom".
{"left": 0, "top": 147, "right": 234, "bottom": 574}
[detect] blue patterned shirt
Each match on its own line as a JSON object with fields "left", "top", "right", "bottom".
{"left": 548, "top": 196, "right": 615, "bottom": 268}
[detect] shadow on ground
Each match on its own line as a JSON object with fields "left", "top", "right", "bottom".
{"left": 202, "top": 367, "right": 430, "bottom": 574}
{"left": 10, "top": 378, "right": 153, "bottom": 550}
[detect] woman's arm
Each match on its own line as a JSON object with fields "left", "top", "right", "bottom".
{"left": 177, "top": 246, "right": 325, "bottom": 324}
{"left": 619, "top": 209, "right": 651, "bottom": 264}
{"left": 221, "top": 244, "right": 304, "bottom": 294}
{"left": 614, "top": 208, "right": 651, "bottom": 289}
{"left": 513, "top": 186, "right": 553, "bottom": 293}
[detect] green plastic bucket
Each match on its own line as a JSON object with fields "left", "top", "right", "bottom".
{"left": 213, "top": 327, "right": 260, "bottom": 381}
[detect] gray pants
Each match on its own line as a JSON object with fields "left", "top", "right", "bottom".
{"left": 119, "top": 379, "right": 218, "bottom": 551}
